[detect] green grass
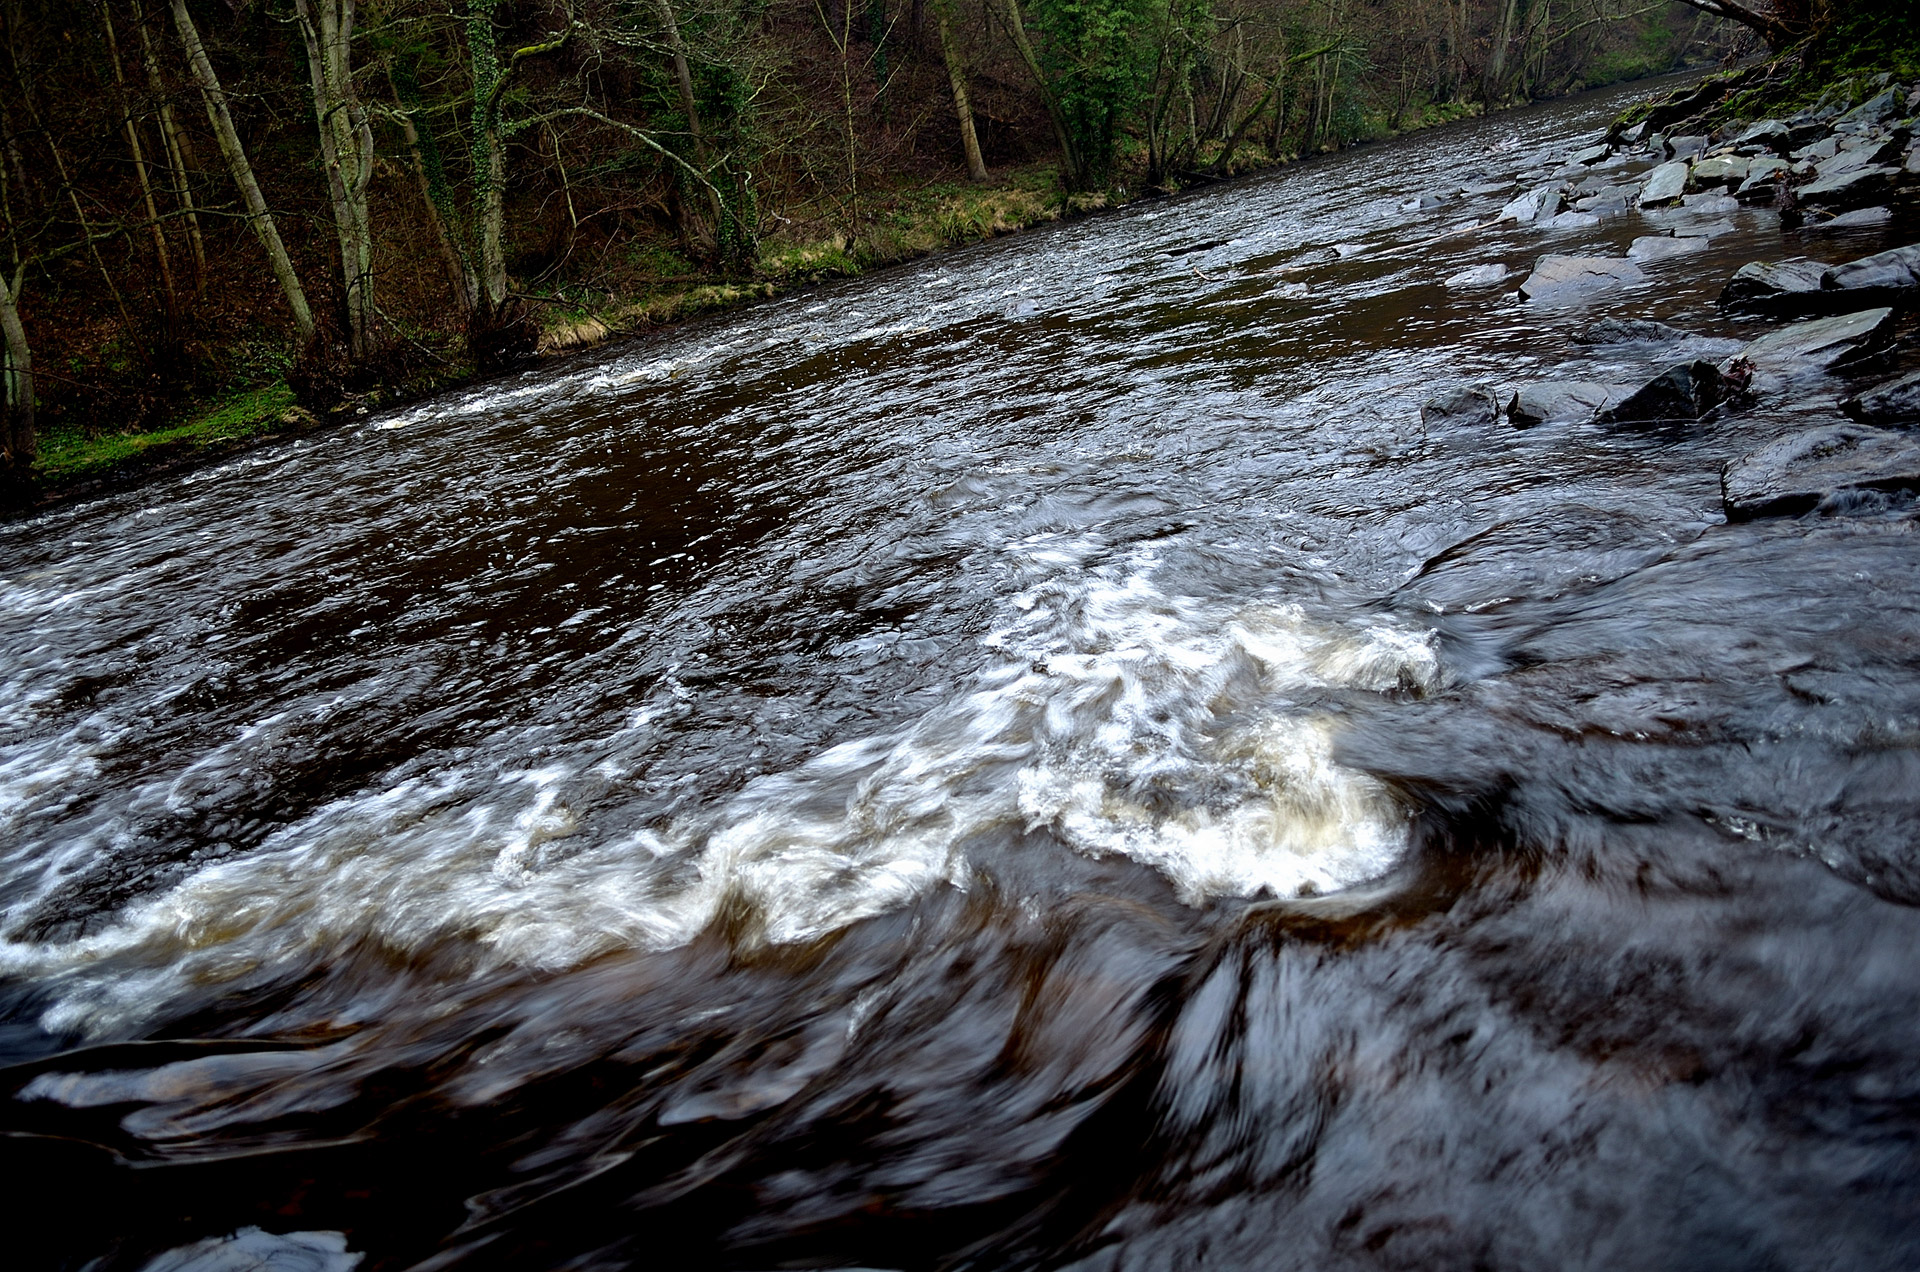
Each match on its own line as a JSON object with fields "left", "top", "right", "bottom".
{"left": 35, "top": 382, "right": 300, "bottom": 483}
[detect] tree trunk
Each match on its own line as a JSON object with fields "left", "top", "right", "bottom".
{"left": 101, "top": 3, "right": 176, "bottom": 311}
{"left": 934, "top": 0, "right": 987, "bottom": 182}
{"left": 992, "top": 0, "right": 1084, "bottom": 188}
{"left": 651, "top": 0, "right": 726, "bottom": 244}
{"left": 134, "top": 0, "right": 207, "bottom": 297}
{"left": 171, "top": 0, "right": 314, "bottom": 340}
{"left": 293, "top": 0, "right": 376, "bottom": 362}
{"left": 390, "top": 73, "right": 475, "bottom": 313}
{"left": 0, "top": 266, "right": 30, "bottom": 470}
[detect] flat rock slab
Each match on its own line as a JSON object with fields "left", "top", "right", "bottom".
{"left": 1422, "top": 386, "right": 1501, "bottom": 429}
{"left": 1507, "top": 381, "right": 1633, "bottom": 427}
{"left": 1639, "top": 160, "right": 1690, "bottom": 206}
{"left": 1799, "top": 165, "right": 1902, "bottom": 210}
{"left": 1738, "top": 307, "right": 1895, "bottom": 373}
{"left": 1809, "top": 206, "right": 1894, "bottom": 231}
{"left": 1723, "top": 425, "right": 1920, "bottom": 519}
{"left": 1628, "top": 235, "right": 1710, "bottom": 263}
{"left": 1825, "top": 243, "right": 1920, "bottom": 295}
{"left": 1842, "top": 369, "right": 1920, "bottom": 425}
{"left": 1501, "top": 186, "right": 1566, "bottom": 223}
{"left": 1518, "top": 254, "right": 1645, "bottom": 302}
{"left": 1444, "top": 263, "right": 1510, "bottom": 288}
{"left": 1720, "top": 259, "right": 1830, "bottom": 315}
{"left": 1690, "top": 155, "right": 1749, "bottom": 186}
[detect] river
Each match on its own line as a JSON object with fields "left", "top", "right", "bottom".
{"left": 4, "top": 76, "right": 1920, "bottom": 1270}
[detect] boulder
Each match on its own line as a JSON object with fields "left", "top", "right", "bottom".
{"left": 1689, "top": 154, "right": 1749, "bottom": 187}
{"left": 1719, "top": 259, "right": 1830, "bottom": 316}
{"left": 1500, "top": 186, "right": 1567, "bottom": 223}
{"left": 1841, "top": 369, "right": 1920, "bottom": 425}
{"left": 1798, "top": 165, "right": 1901, "bottom": 211}
{"left": 1667, "top": 135, "right": 1709, "bottom": 161}
{"left": 1723, "top": 424, "right": 1920, "bottom": 519}
{"left": 1822, "top": 244, "right": 1920, "bottom": 296}
{"left": 1517, "top": 254, "right": 1645, "bottom": 302}
{"left": 1839, "top": 88, "right": 1904, "bottom": 126}
{"left": 1736, "top": 307, "right": 1895, "bottom": 374}
{"left": 1572, "top": 190, "right": 1634, "bottom": 217}
{"left": 1639, "top": 160, "right": 1690, "bottom": 207}
{"left": 1570, "top": 318, "right": 1695, "bottom": 345}
{"left": 1596, "top": 360, "right": 1728, "bottom": 425}
{"left": 1571, "top": 143, "right": 1611, "bottom": 166}
{"left": 1628, "top": 235, "right": 1711, "bottom": 263}
{"left": 1733, "top": 120, "right": 1791, "bottom": 152}
{"left": 1794, "top": 135, "right": 1841, "bottom": 162}
{"left": 1443, "top": 262, "right": 1510, "bottom": 288}
{"left": 1422, "top": 386, "right": 1501, "bottom": 429}
{"left": 1507, "top": 381, "right": 1632, "bottom": 428}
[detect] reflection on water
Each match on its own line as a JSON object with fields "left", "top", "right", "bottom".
{"left": 4, "top": 74, "right": 1920, "bottom": 1270}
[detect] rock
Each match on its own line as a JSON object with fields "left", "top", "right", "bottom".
{"left": 1679, "top": 192, "right": 1740, "bottom": 215}
{"left": 1737, "top": 307, "right": 1895, "bottom": 374}
{"left": 1689, "top": 154, "right": 1749, "bottom": 187}
{"left": 1822, "top": 243, "right": 1920, "bottom": 296}
{"left": 1785, "top": 118, "right": 1827, "bottom": 148}
{"left": 1720, "top": 259, "right": 1830, "bottom": 316}
{"left": 1798, "top": 165, "right": 1901, "bottom": 210}
{"left": 1734, "top": 158, "right": 1791, "bottom": 201}
{"left": 1808, "top": 206, "right": 1893, "bottom": 231}
{"left": 1500, "top": 186, "right": 1567, "bottom": 223}
{"left": 1733, "top": 120, "right": 1792, "bottom": 152}
{"left": 1909, "top": 148, "right": 1920, "bottom": 175}
{"left": 1507, "top": 381, "right": 1632, "bottom": 427}
{"left": 1572, "top": 190, "right": 1634, "bottom": 217}
{"left": 1422, "top": 386, "right": 1501, "bottom": 429}
{"left": 1546, "top": 211, "right": 1600, "bottom": 231}
{"left": 1443, "top": 262, "right": 1510, "bottom": 288}
{"left": 1570, "top": 318, "right": 1695, "bottom": 345}
{"left": 1815, "top": 138, "right": 1907, "bottom": 176}
{"left": 1668, "top": 135, "right": 1709, "bottom": 161}
{"left": 1571, "top": 143, "right": 1611, "bottom": 165}
{"left": 1628, "top": 235, "right": 1711, "bottom": 263}
{"left": 1840, "top": 88, "right": 1903, "bottom": 126}
{"left": 1842, "top": 369, "right": 1920, "bottom": 425}
{"left": 1795, "top": 135, "right": 1841, "bottom": 162}
{"left": 1639, "top": 160, "right": 1690, "bottom": 206}
{"left": 1722, "top": 424, "right": 1920, "bottom": 520}
{"left": 1596, "top": 360, "right": 1728, "bottom": 425}
{"left": 1517, "top": 254, "right": 1645, "bottom": 302}
{"left": 139, "top": 1227, "right": 362, "bottom": 1272}
{"left": 1461, "top": 180, "right": 1514, "bottom": 197}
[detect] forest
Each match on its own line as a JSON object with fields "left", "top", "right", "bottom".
{"left": 0, "top": 0, "right": 1775, "bottom": 491}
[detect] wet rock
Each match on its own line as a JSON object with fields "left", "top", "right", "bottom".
{"left": 1823, "top": 244, "right": 1920, "bottom": 297}
{"left": 1667, "top": 135, "right": 1709, "bottom": 161}
{"left": 1720, "top": 259, "right": 1830, "bottom": 316}
{"left": 1517, "top": 254, "right": 1644, "bottom": 302}
{"left": 1506, "top": 381, "right": 1631, "bottom": 427}
{"left": 1628, "top": 235, "right": 1710, "bottom": 263}
{"left": 1500, "top": 186, "right": 1567, "bottom": 223}
{"left": 1808, "top": 206, "right": 1893, "bottom": 232}
{"left": 1794, "top": 135, "right": 1841, "bottom": 163}
{"left": 1679, "top": 192, "right": 1740, "bottom": 216}
{"left": 1820, "top": 136, "right": 1908, "bottom": 173}
{"left": 1570, "top": 318, "right": 1695, "bottom": 345}
{"left": 1572, "top": 190, "right": 1634, "bottom": 217}
{"left": 1737, "top": 307, "right": 1895, "bottom": 374}
{"left": 1597, "top": 360, "right": 1728, "bottom": 425}
{"left": 1722, "top": 424, "right": 1920, "bottom": 519}
{"left": 1798, "top": 166, "right": 1901, "bottom": 211}
{"left": 1443, "top": 262, "right": 1510, "bottom": 288}
{"left": 1639, "top": 160, "right": 1689, "bottom": 207}
{"left": 1841, "top": 369, "right": 1920, "bottom": 425}
{"left": 1546, "top": 211, "right": 1601, "bottom": 231}
{"left": 139, "top": 1227, "right": 362, "bottom": 1272}
{"left": 1734, "top": 158, "right": 1791, "bottom": 201}
{"left": 1690, "top": 155, "right": 1749, "bottom": 187}
{"left": 1571, "top": 143, "right": 1611, "bottom": 165}
{"left": 1422, "top": 386, "right": 1501, "bottom": 429}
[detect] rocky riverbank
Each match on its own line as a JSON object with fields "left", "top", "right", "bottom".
{"left": 1424, "top": 74, "right": 1920, "bottom": 523}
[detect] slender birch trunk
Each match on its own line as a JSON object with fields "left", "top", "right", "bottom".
{"left": 293, "top": 0, "right": 376, "bottom": 361}
{"left": 134, "top": 0, "right": 206, "bottom": 296}
{"left": 992, "top": 0, "right": 1084, "bottom": 188}
{"left": 0, "top": 265, "right": 31, "bottom": 468}
{"left": 101, "top": 3, "right": 176, "bottom": 310}
{"left": 651, "top": 0, "right": 726, "bottom": 238}
{"left": 171, "top": 0, "right": 314, "bottom": 340}
{"left": 934, "top": 0, "right": 987, "bottom": 182}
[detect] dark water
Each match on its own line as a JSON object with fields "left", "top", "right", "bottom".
{"left": 5, "top": 77, "right": 1920, "bottom": 1270}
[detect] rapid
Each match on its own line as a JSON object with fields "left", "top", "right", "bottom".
{"left": 4, "top": 76, "right": 1920, "bottom": 1270}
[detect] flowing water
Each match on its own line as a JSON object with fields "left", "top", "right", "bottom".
{"left": 5, "top": 77, "right": 1920, "bottom": 1270}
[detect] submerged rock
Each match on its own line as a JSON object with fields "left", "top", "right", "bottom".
{"left": 1570, "top": 318, "right": 1695, "bottom": 345}
{"left": 1422, "top": 386, "right": 1501, "bottom": 429}
{"left": 1518, "top": 254, "right": 1644, "bottom": 302}
{"left": 1507, "top": 381, "right": 1631, "bottom": 427}
{"left": 1443, "top": 262, "right": 1510, "bottom": 288}
{"left": 1841, "top": 369, "right": 1920, "bottom": 425}
{"left": 1628, "top": 235, "right": 1710, "bottom": 263}
{"left": 1723, "top": 424, "right": 1920, "bottom": 519}
{"left": 1737, "top": 307, "right": 1895, "bottom": 375}
{"left": 1597, "top": 360, "right": 1728, "bottom": 425}
{"left": 1720, "top": 259, "right": 1830, "bottom": 316}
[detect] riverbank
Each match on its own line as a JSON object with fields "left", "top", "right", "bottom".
{"left": 0, "top": 86, "right": 1635, "bottom": 519}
